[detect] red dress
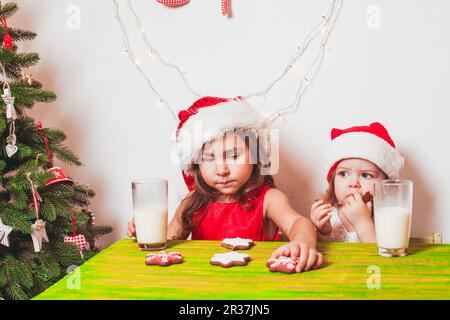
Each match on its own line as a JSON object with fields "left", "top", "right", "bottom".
{"left": 191, "top": 184, "right": 279, "bottom": 241}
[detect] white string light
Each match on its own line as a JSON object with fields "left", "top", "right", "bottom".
{"left": 112, "top": 0, "right": 343, "bottom": 124}
{"left": 111, "top": 0, "right": 177, "bottom": 121}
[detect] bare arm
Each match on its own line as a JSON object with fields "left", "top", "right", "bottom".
{"left": 266, "top": 189, "right": 317, "bottom": 247}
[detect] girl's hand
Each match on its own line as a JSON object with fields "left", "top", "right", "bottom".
{"left": 310, "top": 200, "right": 333, "bottom": 235}
{"left": 127, "top": 217, "right": 136, "bottom": 238}
{"left": 270, "top": 241, "right": 324, "bottom": 272}
{"left": 340, "top": 192, "right": 372, "bottom": 229}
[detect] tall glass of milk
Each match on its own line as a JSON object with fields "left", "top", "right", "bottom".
{"left": 132, "top": 179, "right": 168, "bottom": 250}
{"left": 374, "top": 180, "right": 413, "bottom": 257}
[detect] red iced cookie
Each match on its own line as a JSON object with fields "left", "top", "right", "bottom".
{"left": 266, "top": 256, "right": 300, "bottom": 274}
{"left": 145, "top": 251, "right": 183, "bottom": 266}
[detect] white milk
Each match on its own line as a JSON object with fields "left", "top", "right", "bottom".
{"left": 134, "top": 205, "right": 168, "bottom": 244}
{"left": 375, "top": 206, "right": 411, "bottom": 249}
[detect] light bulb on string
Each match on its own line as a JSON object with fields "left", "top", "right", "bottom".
{"left": 156, "top": 98, "right": 165, "bottom": 108}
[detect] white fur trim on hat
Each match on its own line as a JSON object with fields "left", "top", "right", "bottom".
{"left": 325, "top": 132, "right": 405, "bottom": 179}
{"left": 172, "top": 98, "right": 270, "bottom": 173}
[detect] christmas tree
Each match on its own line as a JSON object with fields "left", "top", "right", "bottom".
{"left": 0, "top": 2, "right": 112, "bottom": 300}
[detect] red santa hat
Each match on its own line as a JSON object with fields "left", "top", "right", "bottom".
{"left": 173, "top": 96, "right": 271, "bottom": 191}
{"left": 325, "top": 122, "right": 405, "bottom": 181}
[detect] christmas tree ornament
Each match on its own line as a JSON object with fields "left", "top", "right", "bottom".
{"left": 26, "top": 172, "right": 48, "bottom": 252}
{"left": 30, "top": 219, "right": 49, "bottom": 252}
{"left": 1, "top": 88, "right": 17, "bottom": 120}
{"left": 5, "top": 133, "right": 17, "bottom": 157}
{"left": 21, "top": 71, "right": 34, "bottom": 85}
{"left": 156, "top": 0, "right": 190, "bottom": 8}
{"left": 0, "top": 16, "right": 14, "bottom": 49}
{"left": 0, "top": 216, "right": 13, "bottom": 247}
{"left": 44, "top": 167, "right": 74, "bottom": 187}
{"left": 37, "top": 121, "right": 74, "bottom": 187}
{"left": 221, "top": 0, "right": 231, "bottom": 17}
{"left": 64, "top": 208, "right": 88, "bottom": 256}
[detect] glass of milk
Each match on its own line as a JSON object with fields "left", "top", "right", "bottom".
{"left": 132, "top": 178, "right": 168, "bottom": 250}
{"left": 374, "top": 180, "right": 413, "bottom": 257}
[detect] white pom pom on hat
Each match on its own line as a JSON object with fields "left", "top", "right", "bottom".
{"left": 325, "top": 122, "right": 405, "bottom": 181}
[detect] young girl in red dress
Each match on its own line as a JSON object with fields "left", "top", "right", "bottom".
{"left": 128, "top": 96, "right": 323, "bottom": 272}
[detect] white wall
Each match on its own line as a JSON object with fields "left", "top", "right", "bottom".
{"left": 12, "top": 0, "right": 450, "bottom": 246}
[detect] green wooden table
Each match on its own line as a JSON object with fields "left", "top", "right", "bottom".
{"left": 34, "top": 238, "right": 450, "bottom": 300}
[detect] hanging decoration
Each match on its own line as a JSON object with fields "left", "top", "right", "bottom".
{"left": 112, "top": 0, "right": 343, "bottom": 123}
{"left": 156, "top": 0, "right": 231, "bottom": 16}
{"left": 156, "top": 0, "right": 190, "bottom": 8}
{"left": 27, "top": 173, "right": 49, "bottom": 253}
{"left": 37, "top": 121, "right": 74, "bottom": 187}
{"left": 0, "top": 16, "right": 14, "bottom": 49}
{"left": 1, "top": 63, "right": 18, "bottom": 157}
{"left": 0, "top": 216, "right": 13, "bottom": 247}
{"left": 64, "top": 208, "right": 88, "bottom": 258}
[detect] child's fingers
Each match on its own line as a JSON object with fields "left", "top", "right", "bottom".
{"left": 318, "top": 213, "right": 333, "bottom": 226}
{"left": 127, "top": 220, "right": 136, "bottom": 237}
{"left": 271, "top": 245, "right": 289, "bottom": 259}
{"left": 289, "top": 243, "right": 300, "bottom": 260}
{"left": 315, "top": 207, "right": 333, "bottom": 221}
{"left": 296, "top": 244, "right": 309, "bottom": 272}
{"left": 304, "top": 250, "right": 318, "bottom": 272}
{"left": 313, "top": 252, "right": 324, "bottom": 270}
{"left": 311, "top": 199, "right": 324, "bottom": 211}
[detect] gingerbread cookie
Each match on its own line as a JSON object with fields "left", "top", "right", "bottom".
{"left": 266, "top": 256, "right": 300, "bottom": 274}
{"left": 362, "top": 191, "right": 373, "bottom": 203}
{"left": 221, "top": 237, "right": 254, "bottom": 250}
{"left": 145, "top": 251, "right": 183, "bottom": 266}
{"left": 210, "top": 252, "right": 251, "bottom": 268}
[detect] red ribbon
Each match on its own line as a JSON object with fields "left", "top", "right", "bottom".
{"left": 0, "top": 17, "right": 13, "bottom": 49}
{"left": 156, "top": 0, "right": 231, "bottom": 16}
{"left": 68, "top": 208, "right": 77, "bottom": 237}
{"left": 221, "top": 0, "right": 231, "bottom": 16}
{"left": 156, "top": 0, "right": 190, "bottom": 7}
{"left": 37, "top": 121, "right": 54, "bottom": 167}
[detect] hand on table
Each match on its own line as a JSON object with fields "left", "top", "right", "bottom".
{"left": 270, "top": 241, "right": 324, "bottom": 273}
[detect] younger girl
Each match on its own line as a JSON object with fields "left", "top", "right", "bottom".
{"left": 128, "top": 96, "right": 323, "bottom": 272}
{"left": 310, "top": 122, "right": 405, "bottom": 243}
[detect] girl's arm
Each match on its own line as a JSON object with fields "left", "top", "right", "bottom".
{"left": 167, "top": 192, "right": 193, "bottom": 240}
{"left": 265, "top": 189, "right": 323, "bottom": 272}
{"left": 266, "top": 189, "right": 317, "bottom": 246}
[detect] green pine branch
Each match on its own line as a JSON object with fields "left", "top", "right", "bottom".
{"left": 0, "top": 2, "right": 18, "bottom": 18}
{"left": 2, "top": 27, "right": 37, "bottom": 42}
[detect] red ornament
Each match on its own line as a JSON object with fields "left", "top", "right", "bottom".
{"left": 0, "top": 17, "right": 13, "bottom": 49}
{"left": 156, "top": 0, "right": 190, "bottom": 8}
{"left": 64, "top": 234, "right": 88, "bottom": 252}
{"left": 64, "top": 208, "right": 88, "bottom": 252}
{"left": 45, "top": 166, "right": 74, "bottom": 187}
{"left": 221, "top": 0, "right": 231, "bottom": 16}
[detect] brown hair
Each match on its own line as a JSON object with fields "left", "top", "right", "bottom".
{"left": 320, "top": 170, "right": 339, "bottom": 206}
{"left": 174, "top": 129, "right": 275, "bottom": 239}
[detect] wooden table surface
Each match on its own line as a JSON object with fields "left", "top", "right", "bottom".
{"left": 34, "top": 238, "right": 450, "bottom": 300}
